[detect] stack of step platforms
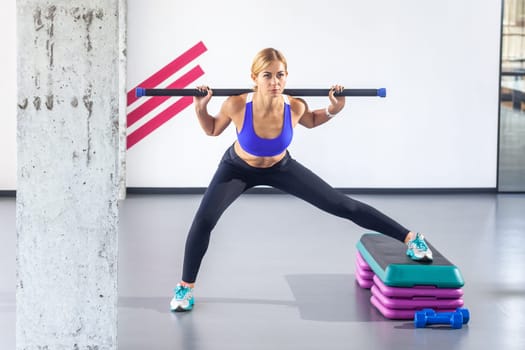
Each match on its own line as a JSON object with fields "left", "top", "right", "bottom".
{"left": 355, "top": 233, "right": 465, "bottom": 320}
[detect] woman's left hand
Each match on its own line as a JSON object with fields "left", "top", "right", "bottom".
{"left": 327, "top": 85, "right": 345, "bottom": 115}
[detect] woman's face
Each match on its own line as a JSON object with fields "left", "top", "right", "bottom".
{"left": 253, "top": 60, "right": 288, "bottom": 97}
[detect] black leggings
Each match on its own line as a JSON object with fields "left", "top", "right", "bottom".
{"left": 182, "top": 145, "right": 410, "bottom": 283}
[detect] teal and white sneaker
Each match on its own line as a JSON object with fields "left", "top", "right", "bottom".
{"left": 170, "top": 284, "right": 194, "bottom": 312}
{"left": 406, "top": 233, "right": 433, "bottom": 261}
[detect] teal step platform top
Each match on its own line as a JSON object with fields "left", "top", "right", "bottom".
{"left": 356, "top": 233, "right": 464, "bottom": 288}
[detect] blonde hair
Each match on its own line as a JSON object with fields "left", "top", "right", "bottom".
{"left": 251, "top": 48, "right": 288, "bottom": 90}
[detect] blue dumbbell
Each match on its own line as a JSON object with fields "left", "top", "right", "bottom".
{"left": 414, "top": 308, "right": 470, "bottom": 329}
{"left": 422, "top": 308, "right": 470, "bottom": 324}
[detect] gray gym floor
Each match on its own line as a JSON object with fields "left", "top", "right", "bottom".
{"left": 1, "top": 193, "right": 525, "bottom": 349}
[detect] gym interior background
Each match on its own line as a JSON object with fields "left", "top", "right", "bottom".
{"left": 0, "top": 0, "right": 524, "bottom": 349}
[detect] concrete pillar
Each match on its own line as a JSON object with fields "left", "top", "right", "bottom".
{"left": 16, "top": 1, "right": 125, "bottom": 349}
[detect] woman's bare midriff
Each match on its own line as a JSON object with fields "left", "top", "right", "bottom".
{"left": 233, "top": 141, "right": 286, "bottom": 168}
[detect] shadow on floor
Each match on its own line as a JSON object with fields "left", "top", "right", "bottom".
{"left": 118, "top": 274, "right": 389, "bottom": 323}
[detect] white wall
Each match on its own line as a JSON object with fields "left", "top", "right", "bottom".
{"left": 126, "top": 0, "right": 502, "bottom": 188}
{"left": 1, "top": 0, "right": 503, "bottom": 190}
{"left": 0, "top": 0, "right": 17, "bottom": 190}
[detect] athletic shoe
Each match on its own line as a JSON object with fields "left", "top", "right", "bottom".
{"left": 406, "top": 233, "right": 433, "bottom": 261}
{"left": 170, "top": 284, "right": 194, "bottom": 312}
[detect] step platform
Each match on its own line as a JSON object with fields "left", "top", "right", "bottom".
{"left": 355, "top": 233, "right": 465, "bottom": 319}
{"left": 355, "top": 251, "right": 374, "bottom": 288}
{"left": 356, "top": 233, "right": 464, "bottom": 288}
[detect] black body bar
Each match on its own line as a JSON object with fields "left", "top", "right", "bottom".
{"left": 135, "top": 87, "right": 387, "bottom": 98}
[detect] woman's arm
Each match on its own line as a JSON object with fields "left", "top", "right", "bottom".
{"left": 298, "top": 85, "right": 346, "bottom": 129}
{"left": 194, "top": 87, "right": 234, "bottom": 136}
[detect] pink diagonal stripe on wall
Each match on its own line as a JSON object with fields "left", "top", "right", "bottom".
{"left": 127, "top": 41, "right": 207, "bottom": 106}
{"left": 127, "top": 96, "right": 194, "bottom": 149}
{"left": 127, "top": 65, "right": 204, "bottom": 127}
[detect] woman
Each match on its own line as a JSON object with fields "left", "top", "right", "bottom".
{"left": 170, "top": 48, "right": 432, "bottom": 312}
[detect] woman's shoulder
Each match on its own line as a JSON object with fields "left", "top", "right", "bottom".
{"left": 222, "top": 94, "right": 248, "bottom": 114}
{"left": 288, "top": 95, "right": 308, "bottom": 112}
{"left": 225, "top": 93, "right": 248, "bottom": 105}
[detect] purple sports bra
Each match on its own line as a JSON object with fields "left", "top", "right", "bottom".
{"left": 236, "top": 93, "right": 293, "bottom": 157}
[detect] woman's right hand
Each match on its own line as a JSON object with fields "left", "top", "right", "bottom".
{"left": 194, "top": 85, "right": 213, "bottom": 112}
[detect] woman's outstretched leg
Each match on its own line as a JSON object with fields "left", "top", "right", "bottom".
{"left": 269, "top": 158, "right": 433, "bottom": 260}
